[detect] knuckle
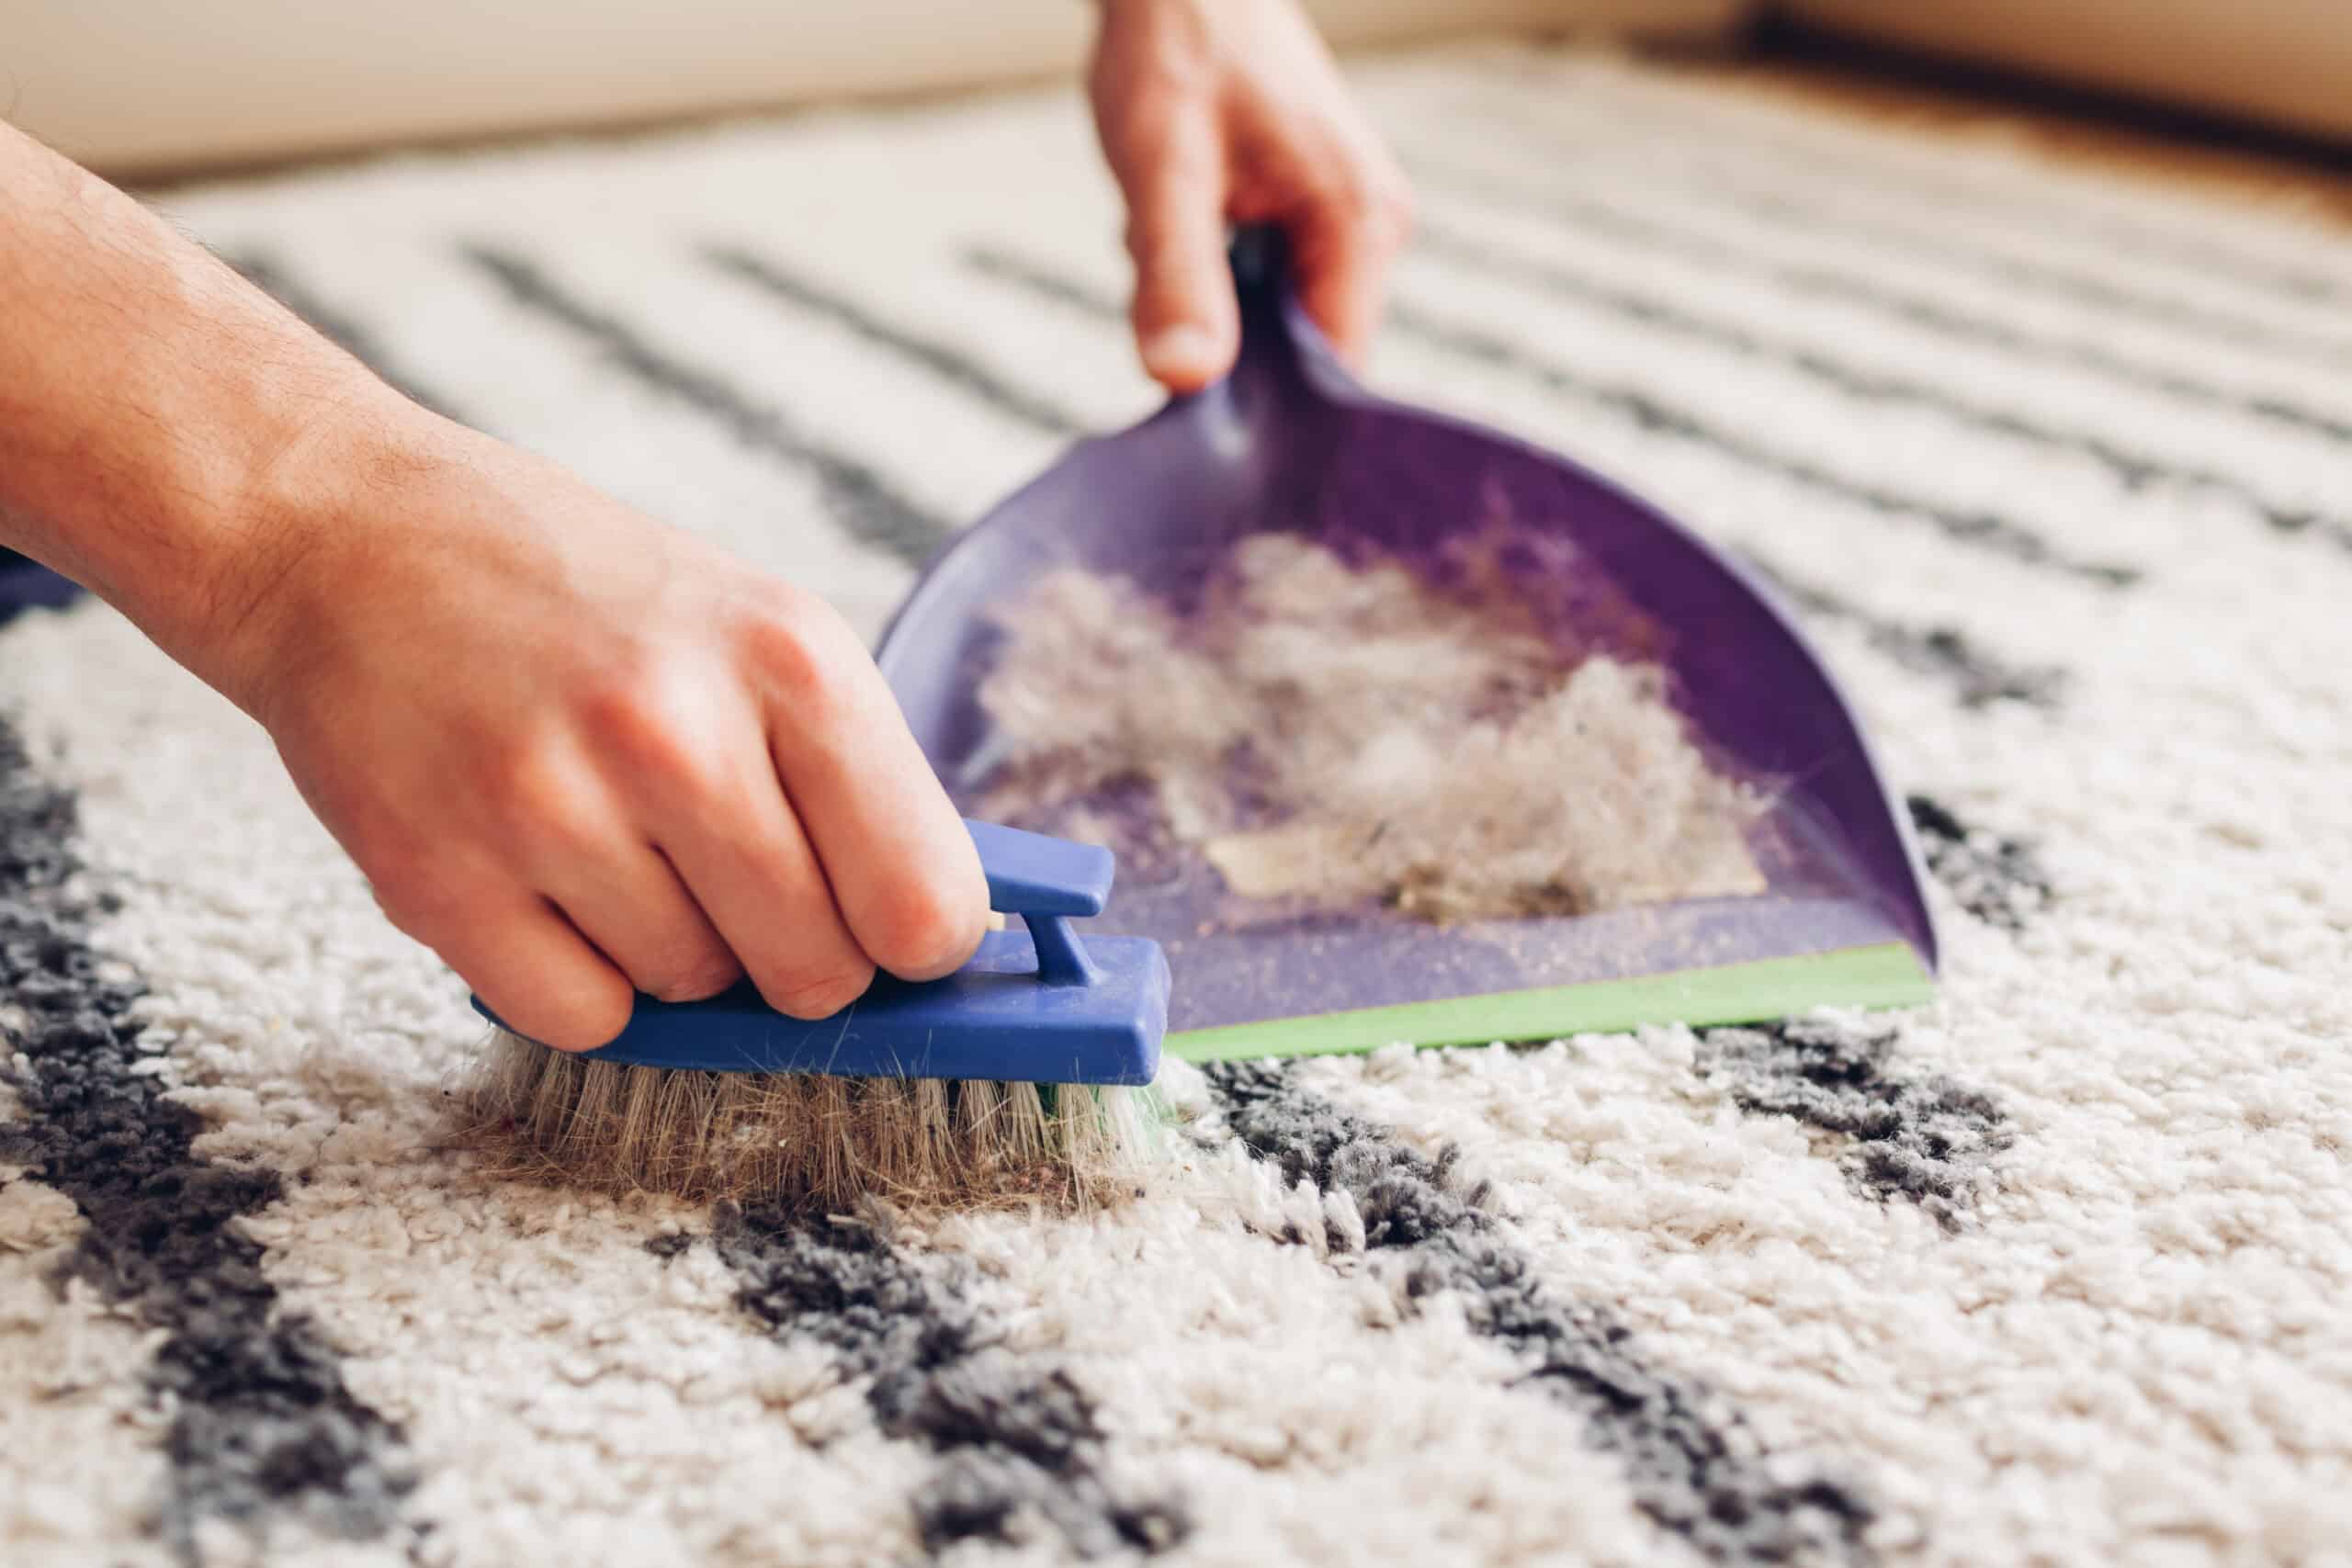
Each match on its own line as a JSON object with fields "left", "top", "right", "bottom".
{"left": 739, "top": 594, "right": 855, "bottom": 721}
{"left": 481, "top": 739, "right": 590, "bottom": 849}
{"left": 477, "top": 963, "right": 635, "bottom": 1053}
{"left": 578, "top": 671, "right": 713, "bottom": 796}
{"left": 526, "top": 989, "right": 634, "bottom": 1054}
{"left": 575, "top": 670, "right": 663, "bottom": 750}
{"left": 367, "top": 859, "right": 467, "bottom": 942}
{"left": 1317, "top": 160, "right": 1413, "bottom": 245}
{"left": 861, "top": 877, "right": 988, "bottom": 978}
{"left": 368, "top": 884, "right": 435, "bottom": 944}
{"left": 639, "top": 944, "right": 742, "bottom": 1004}
{"left": 761, "top": 960, "right": 876, "bottom": 1022}
{"left": 1102, "top": 83, "right": 1207, "bottom": 164}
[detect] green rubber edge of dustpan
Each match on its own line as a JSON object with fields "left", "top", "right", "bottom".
{"left": 1166, "top": 940, "right": 1932, "bottom": 1065}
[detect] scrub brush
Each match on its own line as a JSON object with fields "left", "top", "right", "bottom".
{"left": 461, "top": 820, "right": 1170, "bottom": 1212}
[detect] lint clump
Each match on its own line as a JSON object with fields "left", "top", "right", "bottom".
{"left": 974, "top": 530, "right": 1767, "bottom": 923}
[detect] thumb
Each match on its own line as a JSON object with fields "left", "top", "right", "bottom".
{"left": 1121, "top": 109, "right": 1238, "bottom": 394}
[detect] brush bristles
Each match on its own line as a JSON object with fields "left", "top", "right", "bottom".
{"left": 459, "top": 1030, "right": 1156, "bottom": 1212}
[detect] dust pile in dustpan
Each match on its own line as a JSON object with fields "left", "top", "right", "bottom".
{"left": 876, "top": 231, "right": 1935, "bottom": 1066}
{"left": 969, "top": 527, "right": 1771, "bottom": 925}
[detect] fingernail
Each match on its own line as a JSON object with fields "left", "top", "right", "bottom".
{"left": 1142, "top": 323, "right": 1218, "bottom": 377}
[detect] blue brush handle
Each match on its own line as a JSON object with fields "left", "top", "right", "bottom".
{"left": 968, "top": 818, "right": 1111, "bottom": 917}
{"left": 966, "top": 818, "right": 1107, "bottom": 987}
{"left": 470, "top": 818, "right": 1165, "bottom": 1081}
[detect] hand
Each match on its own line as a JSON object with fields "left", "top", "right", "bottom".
{"left": 1089, "top": 0, "right": 1414, "bottom": 392}
{"left": 0, "top": 122, "right": 985, "bottom": 1054}
{"left": 238, "top": 423, "right": 989, "bottom": 1052}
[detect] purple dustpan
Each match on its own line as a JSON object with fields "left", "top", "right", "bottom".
{"left": 878, "top": 230, "right": 1936, "bottom": 1062}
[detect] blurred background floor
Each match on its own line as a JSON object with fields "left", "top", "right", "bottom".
{"left": 1708, "top": 21, "right": 2352, "bottom": 227}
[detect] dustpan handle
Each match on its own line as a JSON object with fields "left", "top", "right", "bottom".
{"left": 1228, "top": 223, "right": 1290, "bottom": 308}
{"left": 1227, "top": 223, "right": 1355, "bottom": 391}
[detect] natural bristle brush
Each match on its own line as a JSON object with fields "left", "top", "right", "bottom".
{"left": 462, "top": 819, "right": 1170, "bottom": 1212}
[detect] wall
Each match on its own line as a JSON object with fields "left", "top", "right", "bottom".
{"left": 3, "top": 0, "right": 1753, "bottom": 176}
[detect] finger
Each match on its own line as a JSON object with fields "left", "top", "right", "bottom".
{"left": 562, "top": 638, "right": 875, "bottom": 1021}
{"left": 650, "top": 750, "right": 879, "bottom": 1022}
{"left": 392, "top": 886, "right": 635, "bottom": 1052}
{"left": 537, "top": 840, "right": 741, "bottom": 1005}
{"left": 748, "top": 595, "right": 989, "bottom": 983}
{"left": 1120, "top": 107, "right": 1238, "bottom": 392}
{"left": 497, "top": 748, "right": 741, "bottom": 1003}
{"left": 1287, "top": 160, "right": 1413, "bottom": 364}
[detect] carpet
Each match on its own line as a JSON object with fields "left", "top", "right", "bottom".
{"left": 5, "top": 38, "right": 2350, "bottom": 1568}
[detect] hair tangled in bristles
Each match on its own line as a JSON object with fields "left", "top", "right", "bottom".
{"left": 458, "top": 1030, "right": 1157, "bottom": 1212}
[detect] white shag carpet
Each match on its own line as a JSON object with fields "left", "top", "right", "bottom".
{"left": 5, "top": 39, "right": 2351, "bottom": 1568}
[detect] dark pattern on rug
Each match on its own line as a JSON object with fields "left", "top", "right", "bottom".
{"left": 1204, "top": 1061, "right": 1878, "bottom": 1566}
{"left": 642, "top": 1230, "right": 695, "bottom": 1261}
{"left": 1740, "top": 554, "right": 2065, "bottom": 709}
{"left": 223, "top": 250, "right": 470, "bottom": 426}
{"left": 713, "top": 1205, "right": 1189, "bottom": 1559}
{"left": 461, "top": 245, "right": 951, "bottom": 567}
{"left": 1906, "top": 795, "right": 2052, "bottom": 932}
{"left": 702, "top": 245, "right": 1091, "bottom": 436}
{"left": 1385, "top": 298, "right": 2144, "bottom": 588}
{"left": 1403, "top": 149, "right": 2352, "bottom": 450}
{"left": 1409, "top": 219, "right": 2348, "bottom": 550}
{"left": 0, "top": 717, "right": 413, "bottom": 1562}
{"left": 1696, "top": 1020, "right": 2009, "bottom": 1230}
{"left": 1466, "top": 93, "right": 2352, "bottom": 373}
{"left": 960, "top": 243, "right": 2143, "bottom": 589}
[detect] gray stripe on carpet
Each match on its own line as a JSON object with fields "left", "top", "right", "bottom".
{"left": 0, "top": 717, "right": 413, "bottom": 1563}
{"left": 223, "top": 249, "right": 472, "bottom": 427}
{"left": 1204, "top": 1061, "right": 1880, "bottom": 1566}
{"left": 710, "top": 1203, "right": 1190, "bottom": 1559}
{"left": 460, "top": 245, "right": 953, "bottom": 568}
{"left": 1738, "top": 555, "right": 2068, "bottom": 711}
{"left": 1385, "top": 298, "right": 2148, "bottom": 588}
{"left": 1905, "top": 795, "right": 2052, "bottom": 934}
{"left": 700, "top": 245, "right": 1093, "bottom": 437}
{"left": 1408, "top": 219, "right": 2352, "bottom": 553}
{"left": 1695, "top": 1020, "right": 2010, "bottom": 1231}
{"left": 958, "top": 243, "right": 2143, "bottom": 590}
{"left": 1464, "top": 94, "right": 2352, "bottom": 370}
{"left": 1400, "top": 151, "right": 2352, "bottom": 449}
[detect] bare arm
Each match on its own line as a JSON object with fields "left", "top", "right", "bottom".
{"left": 0, "top": 120, "right": 395, "bottom": 702}
{"left": 0, "top": 122, "right": 987, "bottom": 1050}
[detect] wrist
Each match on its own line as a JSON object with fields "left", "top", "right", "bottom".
{"left": 0, "top": 128, "right": 452, "bottom": 722}
{"left": 186, "top": 400, "right": 465, "bottom": 728}
{"left": 147, "top": 376, "right": 454, "bottom": 726}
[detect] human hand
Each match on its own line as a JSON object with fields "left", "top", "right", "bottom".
{"left": 1088, "top": 0, "right": 1414, "bottom": 392}
{"left": 0, "top": 121, "right": 983, "bottom": 1054}
{"left": 232, "top": 423, "right": 989, "bottom": 1052}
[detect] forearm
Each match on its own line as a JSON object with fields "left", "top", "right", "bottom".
{"left": 0, "top": 120, "right": 420, "bottom": 703}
